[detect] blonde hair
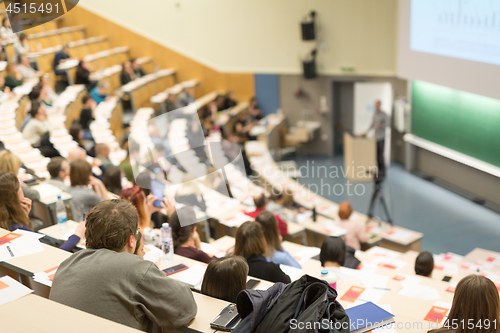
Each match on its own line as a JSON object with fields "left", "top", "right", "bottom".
{"left": 0, "top": 151, "right": 22, "bottom": 173}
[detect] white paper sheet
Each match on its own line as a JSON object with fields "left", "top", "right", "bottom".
{"left": 0, "top": 276, "right": 33, "bottom": 305}
{"left": 171, "top": 264, "right": 207, "bottom": 290}
{"left": 280, "top": 264, "right": 304, "bottom": 281}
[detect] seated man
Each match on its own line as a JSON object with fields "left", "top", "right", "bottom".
{"left": 50, "top": 200, "right": 197, "bottom": 332}
{"left": 245, "top": 193, "right": 288, "bottom": 236}
{"left": 95, "top": 142, "right": 115, "bottom": 170}
{"left": 18, "top": 56, "right": 43, "bottom": 80}
{"left": 46, "top": 157, "right": 70, "bottom": 191}
{"left": 53, "top": 44, "right": 71, "bottom": 76}
{"left": 90, "top": 81, "right": 110, "bottom": 105}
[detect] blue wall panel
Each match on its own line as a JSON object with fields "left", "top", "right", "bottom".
{"left": 254, "top": 74, "right": 280, "bottom": 115}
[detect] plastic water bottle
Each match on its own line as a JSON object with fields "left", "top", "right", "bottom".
{"left": 161, "top": 223, "right": 174, "bottom": 263}
{"left": 56, "top": 195, "right": 68, "bottom": 229}
{"left": 319, "top": 269, "right": 338, "bottom": 290}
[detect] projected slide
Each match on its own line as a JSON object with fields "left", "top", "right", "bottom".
{"left": 410, "top": 0, "right": 500, "bottom": 66}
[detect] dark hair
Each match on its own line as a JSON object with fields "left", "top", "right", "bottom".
{"left": 85, "top": 199, "right": 138, "bottom": 251}
{"left": 0, "top": 171, "right": 32, "bottom": 230}
{"left": 19, "top": 33, "right": 27, "bottom": 42}
{"left": 319, "top": 237, "right": 346, "bottom": 267}
{"left": 253, "top": 193, "right": 267, "bottom": 208}
{"left": 82, "top": 94, "right": 92, "bottom": 105}
{"left": 134, "top": 231, "right": 142, "bottom": 255}
{"left": 169, "top": 206, "right": 197, "bottom": 248}
{"left": 201, "top": 256, "right": 249, "bottom": 303}
{"left": 415, "top": 251, "right": 434, "bottom": 277}
{"left": 47, "top": 157, "right": 66, "bottom": 179}
{"left": 28, "top": 86, "right": 42, "bottom": 101}
{"left": 70, "top": 160, "right": 92, "bottom": 186}
{"left": 69, "top": 123, "right": 83, "bottom": 146}
{"left": 255, "top": 211, "right": 282, "bottom": 256}
{"left": 234, "top": 221, "right": 267, "bottom": 258}
{"left": 103, "top": 166, "right": 122, "bottom": 195}
{"left": 29, "top": 101, "right": 42, "bottom": 118}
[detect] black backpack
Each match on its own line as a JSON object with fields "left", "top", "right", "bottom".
{"left": 234, "top": 275, "right": 350, "bottom": 333}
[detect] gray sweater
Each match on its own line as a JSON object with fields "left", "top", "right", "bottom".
{"left": 50, "top": 248, "right": 197, "bottom": 332}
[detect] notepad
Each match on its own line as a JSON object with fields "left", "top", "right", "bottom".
{"left": 171, "top": 264, "right": 207, "bottom": 291}
{"left": 0, "top": 276, "right": 33, "bottom": 306}
{"left": 345, "top": 301, "right": 395, "bottom": 333}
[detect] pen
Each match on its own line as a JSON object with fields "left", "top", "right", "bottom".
{"left": 374, "top": 287, "right": 391, "bottom": 291}
{"left": 6, "top": 245, "right": 14, "bottom": 257}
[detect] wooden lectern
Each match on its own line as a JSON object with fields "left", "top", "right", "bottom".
{"left": 343, "top": 133, "right": 377, "bottom": 182}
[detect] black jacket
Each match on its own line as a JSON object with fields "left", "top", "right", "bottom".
{"left": 246, "top": 255, "right": 291, "bottom": 284}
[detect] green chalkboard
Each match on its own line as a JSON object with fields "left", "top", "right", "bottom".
{"left": 411, "top": 81, "right": 500, "bottom": 167}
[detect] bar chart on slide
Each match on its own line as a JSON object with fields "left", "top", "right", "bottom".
{"left": 410, "top": 0, "right": 500, "bottom": 66}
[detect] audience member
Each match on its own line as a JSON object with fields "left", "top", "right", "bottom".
{"left": 267, "top": 191, "right": 299, "bottom": 223}
{"left": 119, "top": 140, "right": 140, "bottom": 183}
{"left": 49, "top": 200, "right": 197, "bottom": 332}
{"left": 53, "top": 44, "right": 71, "bottom": 76}
{"left": 335, "top": 201, "right": 368, "bottom": 250}
{"left": 121, "top": 185, "right": 163, "bottom": 230}
{"left": 103, "top": 166, "right": 123, "bottom": 195}
{"left": 79, "top": 94, "right": 96, "bottom": 139}
{"left": 178, "top": 85, "right": 195, "bottom": 107}
{"left": 0, "top": 150, "right": 40, "bottom": 201}
{"left": 18, "top": 56, "right": 41, "bottom": 80}
{"left": 169, "top": 205, "right": 215, "bottom": 264}
{"left": 120, "top": 61, "right": 136, "bottom": 85}
{"left": 5, "top": 62, "right": 24, "bottom": 89}
{"left": 22, "top": 102, "right": 59, "bottom": 158}
{"left": 14, "top": 33, "right": 31, "bottom": 61}
{"left": 46, "top": 157, "right": 70, "bottom": 191}
{"left": 233, "top": 112, "right": 253, "bottom": 138}
{"left": 0, "top": 171, "right": 84, "bottom": 251}
{"left": 67, "top": 160, "right": 107, "bottom": 221}
{"left": 201, "top": 256, "right": 249, "bottom": 303}
{"left": 215, "top": 94, "right": 225, "bottom": 111}
{"left": 131, "top": 58, "right": 145, "bottom": 77}
{"left": 429, "top": 274, "right": 500, "bottom": 333}
{"left": 223, "top": 90, "right": 237, "bottom": 109}
{"left": 95, "top": 143, "right": 114, "bottom": 170}
{"left": 245, "top": 193, "right": 288, "bottom": 236}
{"left": 255, "top": 211, "right": 300, "bottom": 268}
{"left": 165, "top": 85, "right": 182, "bottom": 113}
{"left": 234, "top": 221, "right": 291, "bottom": 284}
{"left": 320, "top": 236, "right": 346, "bottom": 268}
{"left": 415, "top": 250, "right": 434, "bottom": 278}
{"left": 75, "top": 60, "right": 94, "bottom": 91}
{"left": 0, "top": 17, "right": 14, "bottom": 38}
{"left": 90, "top": 81, "right": 110, "bottom": 104}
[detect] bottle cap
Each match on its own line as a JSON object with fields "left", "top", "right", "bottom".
{"left": 162, "top": 223, "right": 169, "bottom": 228}
{"left": 57, "top": 194, "right": 62, "bottom": 200}
{"left": 321, "top": 269, "right": 328, "bottom": 276}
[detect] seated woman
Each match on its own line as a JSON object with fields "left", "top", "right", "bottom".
{"left": 120, "top": 185, "right": 163, "bottom": 231}
{"left": 429, "top": 274, "right": 499, "bottom": 333}
{"left": 319, "top": 237, "right": 363, "bottom": 283}
{"left": 75, "top": 60, "right": 94, "bottom": 91}
{"left": 0, "top": 150, "right": 40, "bottom": 202}
{"left": 234, "top": 221, "right": 291, "bottom": 284}
{"left": 169, "top": 205, "right": 214, "bottom": 264}
{"left": 67, "top": 160, "right": 108, "bottom": 222}
{"left": 120, "top": 61, "right": 136, "bottom": 85}
{"left": 22, "top": 102, "right": 49, "bottom": 148}
{"left": 255, "top": 211, "right": 301, "bottom": 268}
{"left": 201, "top": 256, "right": 249, "bottom": 303}
{"left": 103, "top": 166, "right": 124, "bottom": 196}
{"left": 335, "top": 201, "right": 368, "bottom": 251}
{"left": 0, "top": 171, "right": 85, "bottom": 252}
{"left": 415, "top": 251, "right": 434, "bottom": 278}
{"left": 5, "top": 62, "right": 24, "bottom": 90}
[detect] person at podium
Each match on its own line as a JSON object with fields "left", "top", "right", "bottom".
{"left": 362, "top": 100, "right": 388, "bottom": 175}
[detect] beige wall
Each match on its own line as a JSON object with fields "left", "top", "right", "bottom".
{"left": 77, "top": 0, "right": 398, "bottom": 76}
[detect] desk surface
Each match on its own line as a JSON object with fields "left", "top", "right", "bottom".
{"left": 0, "top": 294, "right": 142, "bottom": 333}
{"left": 0, "top": 228, "right": 71, "bottom": 277}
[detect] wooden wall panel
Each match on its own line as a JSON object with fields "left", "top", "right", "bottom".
{"left": 60, "top": 6, "right": 255, "bottom": 101}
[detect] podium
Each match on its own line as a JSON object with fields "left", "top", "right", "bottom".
{"left": 343, "top": 133, "right": 377, "bottom": 181}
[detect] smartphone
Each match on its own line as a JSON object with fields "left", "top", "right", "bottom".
{"left": 210, "top": 304, "right": 240, "bottom": 331}
{"left": 246, "top": 279, "right": 260, "bottom": 290}
{"left": 162, "top": 264, "right": 188, "bottom": 276}
{"left": 150, "top": 179, "right": 165, "bottom": 208}
{"left": 442, "top": 276, "right": 452, "bottom": 282}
